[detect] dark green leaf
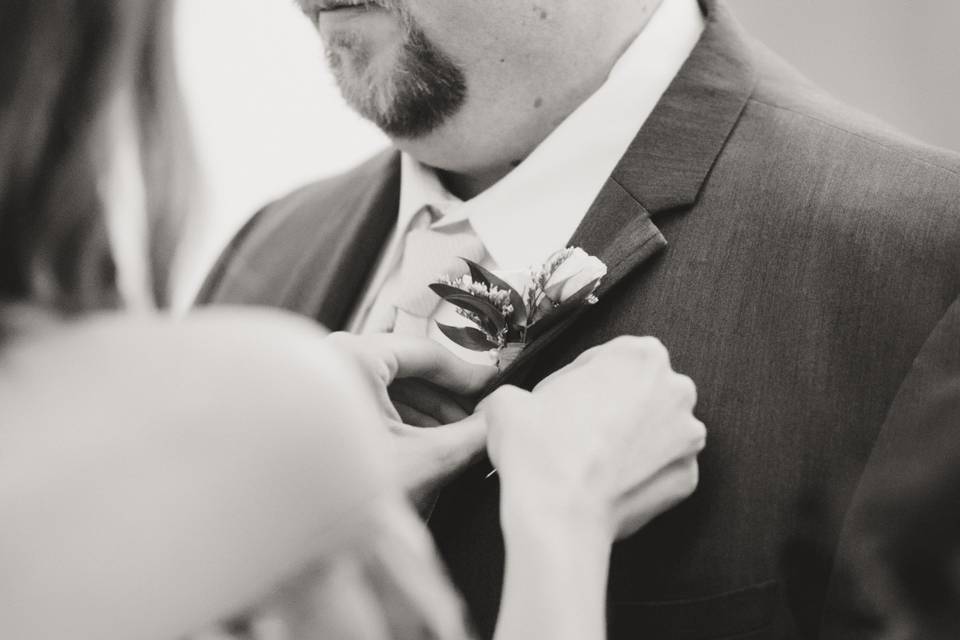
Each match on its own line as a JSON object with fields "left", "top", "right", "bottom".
{"left": 429, "top": 282, "right": 468, "bottom": 300}
{"left": 444, "top": 293, "right": 508, "bottom": 335}
{"left": 463, "top": 259, "right": 528, "bottom": 326}
{"left": 462, "top": 258, "right": 491, "bottom": 287}
{"left": 436, "top": 323, "right": 499, "bottom": 352}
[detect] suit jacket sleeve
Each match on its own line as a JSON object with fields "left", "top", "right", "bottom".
{"left": 193, "top": 206, "right": 271, "bottom": 307}
{"left": 821, "top": 293, "right": 960, "bottom": 638}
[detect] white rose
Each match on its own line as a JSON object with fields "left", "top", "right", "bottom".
{"left": 542, "top": 248, "right": 608, "bottom": 302}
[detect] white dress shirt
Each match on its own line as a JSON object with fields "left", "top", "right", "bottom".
{"left": 348, "top": 0, "right": 705, "bottom": 362}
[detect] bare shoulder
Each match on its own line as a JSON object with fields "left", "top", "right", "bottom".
{"left": 2, "top": 307, "right": 344, "bottom": 387}
{"left": 0, "top": 308, "right": 380, "bottom": 451}
{"left": 0, "top": 308, "right": 390, "bottom": 639}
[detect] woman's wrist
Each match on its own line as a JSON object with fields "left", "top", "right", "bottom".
{"left": 496, "top": 485, "right": 613, "bottom": 640}
{"left": 500, "top": 477, "right": 613, "bottom": 542}
{"left": 500, "top": 482, "right": 613, "bottom": 550}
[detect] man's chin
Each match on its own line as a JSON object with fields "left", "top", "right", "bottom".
{"left": 323, "top": 12, "right": 468, "bottom": 141}
{"left": 321, "top": 14, "right": 406, "bottom": 84}
{"left": 316, "top": 6, "right": 401, "bottom": 47}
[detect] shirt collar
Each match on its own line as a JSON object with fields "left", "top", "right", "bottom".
{"left": 398, "top": 0, "right": 705, "bottom": 270}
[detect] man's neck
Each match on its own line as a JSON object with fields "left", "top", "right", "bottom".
{"left": 435, "top": 164, "right": 518, "bottom": 201}
{"left": 402, "top": 0, "right": 667, "bottom": 202}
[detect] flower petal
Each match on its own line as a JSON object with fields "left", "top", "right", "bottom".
{"left": 541, "top": 278, "right": 602, "bottom": 322}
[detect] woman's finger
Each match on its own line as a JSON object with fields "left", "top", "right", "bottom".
{"left": 369, "top": 335, "right": 498, "bottom": 394}
{"left": 389, "top": 379, "right": 472, "bottom": 426}
{"left": 393, "top": 402, "right": 442, "bottom": 429}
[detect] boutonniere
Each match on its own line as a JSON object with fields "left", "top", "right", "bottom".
{"left": 430, "top": 247, "right": 608, "bottom": 371}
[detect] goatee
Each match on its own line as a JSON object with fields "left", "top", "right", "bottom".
{"left": 324, "top": 14, "right": 467, "bottom": 139}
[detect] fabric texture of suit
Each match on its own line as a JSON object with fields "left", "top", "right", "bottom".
{"left": 197, "top": 1, "right": 960, "bottom": 637}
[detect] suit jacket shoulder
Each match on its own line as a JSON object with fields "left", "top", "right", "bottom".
{"left": 706, "top": 40, "right": 960, "bottom": 310}
{"left": 749, "top": 37, "right": 960, "bottom": 178}
{"left": 195, "top": 149, "right": 401, "bottom": 317}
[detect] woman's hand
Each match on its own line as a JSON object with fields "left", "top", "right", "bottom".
{"left": 326, "top": 332, "right": 497, "bottom": 506}
{"left": 485, "top": 337, "right": 705, "bottom": 640}
{"left": 484, "top": 336, "right": 705, "bottom": 542}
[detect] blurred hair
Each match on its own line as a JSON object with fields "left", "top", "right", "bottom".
{"left": 0, "top": 0, "right": 191, "bottom": 323}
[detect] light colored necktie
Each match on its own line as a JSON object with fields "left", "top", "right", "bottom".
{"left": 391, "top": 205, "right": 486, "bottom": 337}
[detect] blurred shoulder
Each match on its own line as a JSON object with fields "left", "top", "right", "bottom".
{"left": 0, "top": 307, "right": 375, "bottom": 442}
{"left": 2, "top": 305, "right": 340, "bottom": 370}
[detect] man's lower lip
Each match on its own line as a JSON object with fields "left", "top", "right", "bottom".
{"left": 320, "top": 4, "right": 381, "bottom": 14}
{"left": 315, "top": 4, "right": 387, "bottom": 23}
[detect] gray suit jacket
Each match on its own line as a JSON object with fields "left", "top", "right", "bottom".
{"left": 198, "top": 1, "right": 960, "bottom": 637}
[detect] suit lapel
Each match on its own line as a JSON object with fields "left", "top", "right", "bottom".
{"left": 496, "top": 0, "right": 757, "bottom": 387}
{"left": 497, "top": 181, "right": 665, "bottom": 386}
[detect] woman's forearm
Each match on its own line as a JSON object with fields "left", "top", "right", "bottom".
{"left": 494, "top": 490, "right": 613, "bottom": 640}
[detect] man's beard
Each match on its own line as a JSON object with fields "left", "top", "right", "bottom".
{"left": 323, "top": 12, "right": 467, "bottom": 139}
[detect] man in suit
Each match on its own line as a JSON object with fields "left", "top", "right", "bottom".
{"left": 198, "top": 0, "right": 960, "bottom": 637}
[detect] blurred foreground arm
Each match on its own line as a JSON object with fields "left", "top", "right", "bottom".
{"left": 0, "top": 309, "right": 391, "bottom": 640}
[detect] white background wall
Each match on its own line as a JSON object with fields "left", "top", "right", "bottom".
{"left": 173, "top": 0, "right": 386, "bottom": 307}
{"left": 731, "top": 0, "right": 960, "bottom": 152}
{"left": 172, "top": 0, "right": 960, "bottom": 307}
